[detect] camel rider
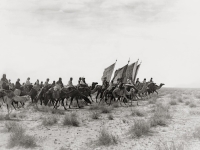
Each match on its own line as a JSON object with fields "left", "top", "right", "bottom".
{"left": 112, "top": 78, "right": 123, "bottom": 99}
{"left": 8, "top": 79, "right": 12, "bottom": 90}
{"left": 44, "top": 78, "right": 50, "bottom": 87}
{"left": 54, "top": 78, "right": 63, "bottom": 91}
{"left": 149, "top": 78, "right": 153, "bottom": 83}
{"left": 25, "top": 77, "right": 31, "bottom": 86}
{"left": 15, "top": 79, "right": 21, "bottom": 89}
{"left": 33, "top": 80, "right": 40, "bottom": 91}
{"left": 102, "top": 77, "right": 108, "bottom": 90}
{"left": 66, "top": 77, "right": 73, "bottom": 87}
{"left": 107, "top": 80, "right": 115, "bottom": 92}
{"left": 1, "top": 74, "right": 9, "bottom": 89}
{"left": 135, "top": 78, "right": 140, "bottom": 86}
{"left": 80, "top": 77, "right": 88, "bottom": 87}
{"left": 40, "top": 81, "right": 44, "bottom": 88}
{"left": 78, "top": 77, "right": 81, "bottom": 85}
{"left": 51, "top": 81, "right": 55, "bottom": 88}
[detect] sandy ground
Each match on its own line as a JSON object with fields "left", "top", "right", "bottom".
{"left": 0, "top": 88, "right": 200, "bottom": 150}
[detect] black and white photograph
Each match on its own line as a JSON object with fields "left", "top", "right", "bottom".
{"left": 0, "top": 0, "right": 200, "bottom": 149}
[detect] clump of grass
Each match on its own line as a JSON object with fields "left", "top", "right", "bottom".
{"left": 193, "top": 126, "right": 200, "bottom": 139}
{"left": 189, "top": 102, "right": 196, "bottom": 108}
{"left": 108, "top": 114, "right": 114, "bottom": 120}
{"left": 0, "top": 114, "right": 5, "bottom": 121}
{"left": 98, "top": 128, "right": 119, "bottom": 146}
{"left": 178, "top": 97, "right": 183, "bottom": 103}
{"left": 89, "top": 104, "right": 100, "bottom": 110}
{"left": 148, "top": 97, "right": 157, "bottom": 104}
{"left": 42, "top": 116, "right": 58, "bottom": 126}
{"left": 195, "top": 94, "right": 200, "bottom": 99}
{"left": 91, "top": 111, "right": 100, "bottom": 120}
{"left": 169, "top": 99, "right": 177, "bottom": 105}
{"left": 170, "top": 94, "right": 177, "bottom": 100}
{"left": 7, "top": 123, "right": 36, "bottom": 148}
{"left": 190, "top": 110, "right": 200, "bottom": 115}
{"left": 51, "top": 109, "right": 65, "bottom": 115}
{"left": 100, "top": 106, "right": 113, "bottom": 113}
{"left": 185, "top": 101, "right": 190, "bottom": 105}
{"left": 34, "top": 105, "right": 51, "bottom": 113}
{"left": 130, "top": 119, "right": 150, "bottom": 138}
{"left": 150, "top": 103, "right": 171, "bottom": 127}
{"left": 131, "top": 108, "right": 145, "bottom": 117}
{"left": 17, "top": 113, "right": 26, "bottom": 119}
{"left": 5, "top": 122, "right": 22, "bottom": 132}
{"left": 10, "top": 113, "right": 17, "bottom": 118}
{"left": 112, "top": 102, "right": 120, "bottom": 108}
{"left": 156, "top": 141, "right": 186, "bottom": 150}
{"left": 63, "top": 112, "right": 80, "bottom": 127}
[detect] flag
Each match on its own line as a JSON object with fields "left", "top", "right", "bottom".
{"left": 133, "top": 64, "right": 141, "bottom": 83}
{"left": 123, "top": 62, "right": 136, "bottom": 82}
{"left": 132, "top": 60, "right": 138, "bottom": 83}
{"left": 112, "top": 64, "right": 128, "bottom": 84}
{"left": 101, "top": 62, "right": 116, "bottom": 82}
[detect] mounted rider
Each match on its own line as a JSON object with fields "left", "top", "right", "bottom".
{"left": 54, "top": 78, "right": 63, "bottom": 91}
{"left": 25, "top": 77, "right": 32, "bottom": 91}
{"left": 33, "top": 79, "right": 40, "bottom": 91}
{"left": 1, "top": 74, "right": 9, "bottom": 90}
{"left": 65, "top": 77, "right": 73, "bottom": 88}
{"left": 15, "top": 78, "right": 22, "bottom": 95}
{"left": 80, "top": 77, "right": 88, "bottom": 87}
{"left": 106, "top": 80, "right": 115, "bottom": 92}
{"left": 102, "top": 77, "right": 109, "bottom": 90}
{"left": 44, "top": 78, "right": 50, "bottom": 87}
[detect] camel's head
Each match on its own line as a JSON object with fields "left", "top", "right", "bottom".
{"left": 160, "top": 83, "right": 165, "bottom": 86}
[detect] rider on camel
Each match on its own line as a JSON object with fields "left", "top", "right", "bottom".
{"left": 1, "top": 74, "right": 9, "bottom": 89}
{"left": 102, "top": 77, "right": 108, "bottom": 90}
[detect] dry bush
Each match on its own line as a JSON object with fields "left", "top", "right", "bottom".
{"left": 195, "top": 94, "right": 200, "bottom": 99}
{"left": 89, "top": 104, "right": 100, "bottom": 110}
{"left": 51, "top": 109, "right": 65, "bottom": 115}
{"left": 91, "top": 111, "right": 100, "bottom": 120}
{"left": 131, "top": 108, "right": 145, "bottom": 117}
{"left": 150, "top": 103, "right": 171, "bottom": 127}
{"left": 148, "top": 97, "right": 157, "bottom": 104}
{"left": 189, "top": 102, "right": 197, "bottom": 108}
{"left": 193, "top": 126, "right": 200, "bottom": 139}
{"left": 156, "top": 141, "right": 186, "bottom": 150}
{"left": 170, "top": 94, "right": 177, "bottom": 100}
{"left": 177, "top": 97, "right": 183, "bottom": 103}
{"left": 63, "top": 112, "right": 80, "bottom": 127}
{"left": 112, "top": 102, "right": 120, "bottom": 108}
{"left": 42, "top": 116, "right": 58, "bottom": 126}
{"left": 100, "top": 106, "right": 113, "bottom": 114}
{"left": 98, "top": 128, "right": 119, "bottom": 146}
{"left": 34, "top": 105, "right": 51, "bottom": 113}
{"left": 59, "top": 147, "right": 69, "bottom": 150}
{"left": 0, "top": 114, "right": 5, "bottom": 121}
{"left": 5, "top": 122, "right": 22, "bottom": 132}
{"left": 108, "top": 114, "right": 114, "bottom": 120}
{"left": 17, "top": 113, "right": 26, "bottom": 119}
{"left": 130, "top": 119, "right": 150, "bottom": 138}
{"left": 182, "top": 95, "right": 189, "bottom": 100}
{"left": 7, "top": 123, "right": 36, "bottom": 148}
{"left": 190, "top": 110, "right": 200, "bottom": 115}
{"left": 169, "top": 99, "right": 177, "bottom": 105}
{"left": 10, "top": 113, "right": 17, "bottom": 118}
{"left": 185, "top": 101, "right": 190, "bottom": 105}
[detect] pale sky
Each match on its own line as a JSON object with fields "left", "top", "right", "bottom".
{"left": 0, "top": 0, "right": 200, "bottom": 87}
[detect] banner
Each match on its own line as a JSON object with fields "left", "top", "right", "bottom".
{"left": 112, "top": 64, "right": 128, "bottom": 84}
{"left": 101, "top": 62, "right": 116, "bottom": 82}
{"left": 133, "top": 64, "right": 141, "bottom": 83}
{"left": 124, "top": 62, "right": 136, "bottom": 82}
{"left": 132, "top": 60, "right": 138, "bottom": 83}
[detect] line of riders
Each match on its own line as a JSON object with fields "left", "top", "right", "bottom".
{"left": 0, "top": 73, "right": 164, "bottom": 110}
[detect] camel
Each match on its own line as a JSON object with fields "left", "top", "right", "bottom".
{"left": 147, "top": 83, "right": 165, "bottom": 95}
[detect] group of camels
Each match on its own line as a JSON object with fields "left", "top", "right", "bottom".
{"left": 0, "top": 81, "right": 164, "bottom": 116}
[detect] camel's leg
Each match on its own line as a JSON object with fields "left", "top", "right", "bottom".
{"left": 69, "top": 97, "right": 73, "bottom": 109}
{"left": 96, "top": 92, "right": 100, "bottom": 103}
{"left": 155, "top": 90, "right": 158, "bottom": 95}
{"left": 62, "top": 99, "right": 67, "bottom": 110}
{"left": 76, "top": 98, "right": 80, "bottom": 108}
{"left": 89, "top": 94, "right": 93, "bottom": 102}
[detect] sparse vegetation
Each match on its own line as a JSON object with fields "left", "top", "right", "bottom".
{"left": 6, "top": 122, "right": 36, "bottom": 148}
{"left": 98, "top": 128, "right": 119, "bottom": 146}
{"left": 193, "top": 126, "right": 200, "bottom": 139}
{"left": 130, "top": 119, "right": 150, "bottom": 138}
{"left": 89, "top": 104, "right": 100, "bottom": 110}
{"left": 63, "top": 112, "right": 80, "bottom": 127}
{"left": 185, "top": 101, "right": 190, "bottom": 105}
{"left": 169, "top": 99, "right": 177, "bottom": 105}
{"left": 108, "top": 113, "right": 114, "bottom": 120}
{"left": 112, "top": 102, "right": 120, "bottom": 108}
{"left": 42, "top": 116, "right": 58, "bottom": 126}
{"left": 131, "top": 108, "right": 145, "bottom": 117}
{"left": 91, "top": 111, "right": 100, "bottom": 119}
{"left": 177, "top": 97, "right": 183, "bottom": 103}
{"left": 150, "top": 103, "right": 171, "bottom": 127}
{"left": 100, "top": 106, "right": 113, "bottom": 113}
{"left": 148, "top": 97, "right": 157, "bottom": 104}
{"left": 189, "top": 102, "right": 196, "bottom": 108}
{"left": 0, "top": 114, "right": 5, "bottom": 121}
{"left": 156, "top": 141, "right": 186, "bottom": 150}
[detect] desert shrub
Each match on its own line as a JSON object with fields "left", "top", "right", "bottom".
{"left": 10, "top": 113, "right": 17, "bottom": 118}
{"left": 193, "top": 126, "right": 200, "bottom": 139}
{"left": 169, "top": 99, "right": 177, "bottom": 105}
{"left": 170, "top": 94, "right": 177, "bottom": 100}
{"left": 195, "top": 94, "right": 200, "bottom": 99}
{"left": 89, "top": 104, "right": 100, "bottom": 110}
{"left": 17, "top": 113, "right": 26, "bottom": 119}
{"left": 130, "top": 119, "right": 150, "bottom": 138}
{"left": 150, "top": 103, "right": 171, "bottom": 127}
{"left": 98, "top": 128, "right": 119, "bottom": 146}
{"left": 190, "top": 110, "right": 200, "bottom": 115}
{"left": 0, "top": 114, "right": 5, "bottom": 121}
{"left": 7, "top": 123, "right": 36, "bottom": 148}
{"left": 34, "top": 105, "right": 51, "bottom": 113}
{"left": 91, "top": 111, "right": 100, "bottom": 120}
{"left": 189, "top": 102, "right": 196, "bottom": 108}
{"left": 100, "top": 106, "right": 113, "bottom": 113}
{"left": 156, "top": 141, "right": 186, "bottom": 150}
{"left": 63, "top": 113, "right": 80, "bottom": 127}
{"left": 177, "top": 97, "right": 183, "bottom": 103}
{"left": 112, "top": 102, "right": 120, "bottom": 108}
{"left": 5, "top": 122, "right": 24, "bottom": 132}
{"left": 183, "top": 95, "right": 189, "bottom": 100}
{"left": 108, "top": 114, "right": 114, "bottom": 120}
{"left": 185, "top": 101, "right": 190, "bottom": 105}
{"left": 131, "top": 108, "right": 145, "bottom": 117}
{"left": 51, "top": 109, "right": 65, "bottom": 115}
{"left": 42, "top": 116, "right": 58, "bottom": 126}
{"left": 148, "top": 97, "right": 157, "bottom": 104}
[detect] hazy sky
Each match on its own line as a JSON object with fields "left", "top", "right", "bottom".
{"left": 0, "top": 0, "right": 200, "bottom": 87}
